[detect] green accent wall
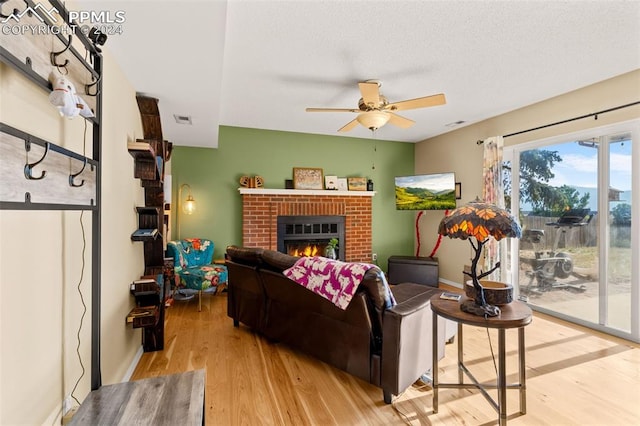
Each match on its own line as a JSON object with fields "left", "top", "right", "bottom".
{"left": 170, "top": 125, "right": 416, "bottom": 270}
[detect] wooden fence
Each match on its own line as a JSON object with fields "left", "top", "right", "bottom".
{"left": 520, "top": 216, "right": 595, "bottom": 250}
{"left": 520, "top": 215, "right": 630, "bottom": 249}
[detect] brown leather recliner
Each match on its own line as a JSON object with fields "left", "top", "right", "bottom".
{"left": 225, "top": 245, "right": 449, "bottom": 403}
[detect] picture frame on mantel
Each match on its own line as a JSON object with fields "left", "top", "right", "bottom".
{"left": 293, "top": 167, "right": 324, "bottom": 190}
{"left": 325, "top": 175, "right": 338, "bottom": 190}
{"left": 336, "top": 178, "right": 348, "bottom": 191}
{"left": 347, "top": 177, "right": 367, "bottom": 191}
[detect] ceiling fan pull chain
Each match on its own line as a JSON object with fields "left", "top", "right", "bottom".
{"left": 371, "top": 132, "right": 377, "bottom": 170}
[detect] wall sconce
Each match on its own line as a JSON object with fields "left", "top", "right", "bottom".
{"left": 177, "top": 183, "right": 196, "bottom": 238}
{"left": 181, "top": 185, "right": 196, "bottom": 215}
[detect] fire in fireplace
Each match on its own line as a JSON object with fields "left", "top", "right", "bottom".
{"left": 286, "top": 240, "right": 327, "bottom": 258}
{"left": 277, "top": 215, "right": 345, "bottom": 261}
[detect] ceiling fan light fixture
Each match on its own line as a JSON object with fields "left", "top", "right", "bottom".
{"left": 357, "top": 111, "right": 390, "bottom": 130}
{"left": 306, "top": 80, "right": 446, "bottom": 133}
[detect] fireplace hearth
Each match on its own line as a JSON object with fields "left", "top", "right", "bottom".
{"left": 277, "top": 215, "right": 345, "bottom": 261}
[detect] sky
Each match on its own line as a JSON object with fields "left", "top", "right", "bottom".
{"left": 518, "top": 137, "right": 633, "bottom": 211}
{"left": 395, "top": 172, "right": 455, "bottom": 192}
{"left": 544, "top": 138, "right": 632, "bottom": 191}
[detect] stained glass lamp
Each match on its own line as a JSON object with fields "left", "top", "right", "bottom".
{"left": 438, "top": 198, "right": 522, "bottom": 316}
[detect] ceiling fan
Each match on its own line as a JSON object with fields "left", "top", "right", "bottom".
{"left": 306, "top": 80, "right": 446, "bottom": 132}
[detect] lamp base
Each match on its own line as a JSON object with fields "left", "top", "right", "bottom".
{"left": 460, "top": 299, "right": 501, "bottom": 317}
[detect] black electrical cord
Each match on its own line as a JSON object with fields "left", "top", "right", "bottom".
{"left": 69, "top": 119, "right": 89, "bottom": 406}
{"left": 486, "top": 326, "right": 499, "bottom": 377}
{"left": 69, "top": 210, "right": 87, "bottom": 406}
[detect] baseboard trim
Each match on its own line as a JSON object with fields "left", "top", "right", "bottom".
{"left": 122, "top": 346, "right": 144, "bottom": 382}
{"left": 439, "top": 278, "right": 463, "bottom": 289}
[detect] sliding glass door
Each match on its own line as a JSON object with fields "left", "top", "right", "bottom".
{"left": 505, "top": 121, "right": 638, "bottom": 341}
{"left": 605, "top": 136, "right": 633, "bottom": 331}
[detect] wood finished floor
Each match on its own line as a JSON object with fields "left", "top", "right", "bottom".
{"left": 131, "top": 291, "right": 640, "bottom": 425}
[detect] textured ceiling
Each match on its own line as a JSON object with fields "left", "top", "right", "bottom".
{"left": 77, "top": 0, "right": 640, "bottom": 148}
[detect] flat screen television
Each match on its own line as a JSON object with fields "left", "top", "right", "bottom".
{"left": 395, "top": 172, "right": 456, "bottom": 210}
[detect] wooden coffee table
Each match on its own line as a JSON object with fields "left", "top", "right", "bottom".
{"left": 69, "top": 369, "right": 205, "bottom": 425}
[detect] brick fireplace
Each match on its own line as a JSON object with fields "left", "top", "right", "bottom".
{"left": 239, "top": 188, "right": 375, "bottom": 262}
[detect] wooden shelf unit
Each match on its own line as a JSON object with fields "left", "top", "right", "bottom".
{"left": 126, "top": 306, "right": 159, "bottom": 329}
{"left": 127, "top": 278, "right": 163, "bottom": 350}
{"left": 127, "top": 95, "right": 173, "bottom": 351}
{"left": 131, "top": 206, "right": 161, "bottom": 240}
{"left": 127, "top": 141, "right": 160, "bottom": 181}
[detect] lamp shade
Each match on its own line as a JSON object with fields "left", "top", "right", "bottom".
{"left": 357, "top": 111, "right": 390, "bottom": 130}
{"left": 177, "top": 183, "right": 196, "bottom": 239}
{"left": 183, "top": 195, "right": 196, "bottom": 215}
{"left": 438, "top": 200, "right": 521, "bottom": 242}
{"left": 179, "top": 183, "right": 197, "bottom": 215}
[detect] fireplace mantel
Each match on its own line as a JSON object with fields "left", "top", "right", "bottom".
{"left": 238, "top": 188, "right": 376, "bottom": 197}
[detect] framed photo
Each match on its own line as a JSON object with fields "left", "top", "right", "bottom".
{"left": 293, "top": 167, "right": 324, "bottom": 190}
{"left": 347, "top": 177, "right": 367, "bottom": 191}
{"left": 336, "top": 178, "right": 348, "bottom": 191}
{"left": 325, "top": 175, "right": 338, "bottom": 190}
{"left": 455, "top": 182, "right": 462, "bottom": 199}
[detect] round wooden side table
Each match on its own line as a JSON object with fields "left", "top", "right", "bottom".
{"left": 431, "top": 295, "right": 532, "bottom": 426}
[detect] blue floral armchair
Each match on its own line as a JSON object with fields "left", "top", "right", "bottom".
{"left": 166, "top": 238, "right": 228, "bottom": 310}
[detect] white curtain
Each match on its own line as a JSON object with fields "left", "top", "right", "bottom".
{"left": 482, "top": 136, "right": 504, "bottom": 280}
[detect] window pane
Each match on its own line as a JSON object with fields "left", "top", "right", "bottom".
{"left": 607, "top": 134, "right": 632, "bottom": 332}
{"left": 518, "top": 141, "right": 599, "bottom": 324}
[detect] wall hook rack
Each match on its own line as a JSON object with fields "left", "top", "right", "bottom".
{"left": 69, "top": 157, "right": 87, "bottom": 187}
{"left": 50, "top": 35, "right": 72, "bottom": 69}
{"left": 24, "top": 140, "right": 49, "bottom": 180}
{"left": 85, "top": 75, "right": 101, "bottom": 97}
{"left": 1, "top": 0, "right": 104, "bottom": 393}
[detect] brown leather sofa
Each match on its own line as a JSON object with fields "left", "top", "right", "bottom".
{"left": 225, "top": 245, "right": 449, "bottom": 403}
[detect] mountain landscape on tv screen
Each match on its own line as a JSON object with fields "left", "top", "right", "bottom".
{"left": 395, "top": 185, "right": 456, "bottom": 210}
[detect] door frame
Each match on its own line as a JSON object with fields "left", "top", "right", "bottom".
{"left": 503, "top": 119, "right": 639, "bottom": 342}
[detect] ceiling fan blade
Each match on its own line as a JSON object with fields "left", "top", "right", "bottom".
{"left": 306, "top": 107, "right": 360, "bottom": 113}
{"left": 358, "top": 82, "right": 380, "bottom": 106}
{"left": 387, "top": 112, "right": 415, "bottom": 129}
{"left": 338, "top": 119, "right": 359, "bottom": 132}
{"left": 386, "top": 93, "right": 446, "bottom": 111}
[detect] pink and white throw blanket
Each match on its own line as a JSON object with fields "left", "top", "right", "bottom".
{"left": 284, "top": 256, "right": 393, "bottom": 310}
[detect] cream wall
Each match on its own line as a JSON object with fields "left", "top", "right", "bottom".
{"left": 98, "top": 50, "right": 146, "bottom": 383}
{"left": 0, "top": 45, "right": 144, "bottom": 425}
{"left": 416, "top": 69, "right": 640, "bottom": 286}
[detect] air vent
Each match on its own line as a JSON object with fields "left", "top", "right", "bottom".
{"left": 173, "top": 114, "right": 192, "bottom": 125}
{"left": 445, "top": 120, "right": 466, "bottom": 128}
